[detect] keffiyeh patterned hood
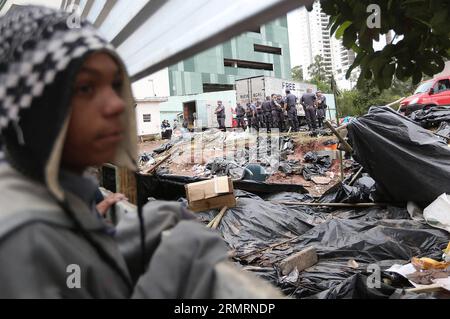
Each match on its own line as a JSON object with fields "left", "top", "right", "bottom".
{"left": 0, "top": 6, "right": 137, "bottom": 201}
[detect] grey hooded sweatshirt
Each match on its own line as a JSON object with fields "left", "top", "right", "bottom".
{"left": 0, "top": 6, "right": 227, "bottom": 299}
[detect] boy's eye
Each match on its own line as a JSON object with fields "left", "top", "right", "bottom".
{"left": 76, "top": 83, "right": 95, "bottom": 95}
{"left": 112, "top": 80, "right": 122, "bottom": 92}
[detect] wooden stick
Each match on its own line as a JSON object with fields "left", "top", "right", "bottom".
{"left": 145, "top": 153, "right": 171, "bottom": 174}
{"left": 386, "top": 97, "right": 405, "bottom": 109}
{"left": 324, "top": 120, "right": 353, "bottom": 153}
{"left": 239, "top": 236, "right": 301, "bottom": 259}
{"left": 271, "top": 201, "right": 387, "bottom": 208}
{"left": 348, "top": 167, "right": 364, "bottom": 186}
{"left": 212, "top": 206, "right": 228, "bottom": 229}
{"left": 207, "top": 215, "right": 218, "bottom": 228}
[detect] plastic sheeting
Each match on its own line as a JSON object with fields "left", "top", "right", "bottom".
{"left": 436, "top": 122, "right": 450, "bottom": 140}
{"left": 347, "top": 107, "right": 450, "bottom": 207}
{"left": 319, "top": 175, "right": 376, "bottom": 203}
{"left": 197, "top": 190, "right": 450, "bottom": 299}
{"left": 410, "top": 106, "right": 450, "bottom": 127}
{"left": 302, "top": 151, "right": 332, "bottom": 181}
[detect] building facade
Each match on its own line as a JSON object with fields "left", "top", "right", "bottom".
{"left": 168, "top": 16, "right": 292, "bottom": 96}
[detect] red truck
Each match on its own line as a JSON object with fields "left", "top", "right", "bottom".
{"left": 400, "top": 75, "right": 450, "bottom": 115}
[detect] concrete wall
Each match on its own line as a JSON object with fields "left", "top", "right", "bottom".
{"left": 135, "top": 100, "right": 162, "bottom": 136}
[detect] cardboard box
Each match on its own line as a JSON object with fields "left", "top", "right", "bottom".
{"left": 185, "top": 176, "right": 236, "bottom": 212}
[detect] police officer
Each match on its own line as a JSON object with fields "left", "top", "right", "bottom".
{"left": 245, "top": 102, "right": 255, "bottom": 132}
{"left": 235, "top": 103, "right": 246, "bottom": 129}
{"left": 271, "top": 94, "right": 282, "bottom": 131}
{"left": 285, "top": 89, "right": 299, "bottom": 132}
{"left": 277, "top": 94, "right": 286, "bottom": 132}
{"left": 301, "top": 88, "right": 317, "bottom": 132}
{"left": 215, "top": 100, "right": 226, "bottom": 130}
{"left": 316, "top": 90, "right": 327, "bottom": 128}
{"left": 262, "top": 96, "right": 272, "bottom": 130}
{"left": 255, "top": 100, "right": 264, "bottom": 130}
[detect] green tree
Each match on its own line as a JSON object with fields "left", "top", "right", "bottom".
{"left": 319, "top": 0, "right": 450, "bottom": 90}
{"left": 337, "top": 77, "right": 413, "bottom": 117}
{"left": 308, "top": 77, "right": 331, "bottom": 93}
{"left": 291, "top": 65, "right": 304, "bottom": 82}
{"left": 307, "top": 55, "right": 329, "bottom": 82}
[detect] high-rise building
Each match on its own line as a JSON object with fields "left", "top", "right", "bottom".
{"left": 293, "top": 1, "right": 356, "bottom": 89}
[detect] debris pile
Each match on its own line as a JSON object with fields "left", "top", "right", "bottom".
{"left": 410, "top": 106, "right": 450, "bottom": 127}
{"left": 196, "top": 190, "right": 450, "bottom": 299}
{"left": 133, "top": 107, "right": 450, "bottom": 299}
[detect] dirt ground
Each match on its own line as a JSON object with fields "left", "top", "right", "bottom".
{"left": 138, "top": 132, "right": 348, "bottom": 196}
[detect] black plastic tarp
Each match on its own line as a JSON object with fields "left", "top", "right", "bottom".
{"left": 318, "top": 175, "right": 376, "bottom": 203}
{"left": 436, "top": 122, "right": 450, "bottom": 139}
{"left": 347, "top": 106, "right": 450, "bottom": 207}
{"left": 197, "top": 190, "right": 450, "bottom": 299}
{"left": 410, "top": 105, "right": 450, "bottom": 127}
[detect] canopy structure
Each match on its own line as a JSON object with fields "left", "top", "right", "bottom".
{"left": 62, "top": 0, "right": 313, "bottom": 81}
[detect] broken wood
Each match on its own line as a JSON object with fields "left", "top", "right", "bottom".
{"left": 145, "top": 153, "right": 171, "bottom": 174}
{"left": 271, "top": 201, "right": 387, "bottom": 208}
{"left": 212, "top": 206, "right": 228, "bottom": 229}
{"left": 239, "top": 236, "right": 301, "bottom": 260}
{"left": 324, "top": 120, "right": 353, "bottom": 153}
{"left": 279, "top": 247, "right": 318, "bottom": 275}
{"left": 348, "top": 166, "right": 364, "bottom": 186}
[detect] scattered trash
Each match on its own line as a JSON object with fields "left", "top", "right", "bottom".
{"left": 319, "top": 175, "right": 376, "bottom": 204}
{"left": 410, "top": 106, "right": 450, "bottom": 127}
{"left": 153, "top": 141, "right": 175, "bottom": 154}
{"left": 301, "top": 151, "right": 332, "bottom": 181}
{"left": 278, "top": 160, "right": 303, "bottom": 175}
{"left": 347, "top": 259, "right": 359, "bottom": 269}
{"left": 435, "top": 122, "right": 450, "bottom": 140}
{"left": 387, "top": 262, "right": 450, "bottom": 291}
{"left": 423, "top": 193, "right": 450, "bottom": 233}
{"left": 444, "top": 242, "right": 450, "bottom": 262}
{"left": 411, "top": 257, "right": 450, "bottom": 271}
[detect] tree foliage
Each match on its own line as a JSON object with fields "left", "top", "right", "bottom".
{"left": 291, "top": 65, "right": 304, "bottom": 82}
{"left": 308, "top": 55, "right": 329, "bottom": 82}
{"left": 337, "top": 77, "right": 417, "bottom": 116}
{"left": 319, "top": 0, "right": 450, "bottom": 90}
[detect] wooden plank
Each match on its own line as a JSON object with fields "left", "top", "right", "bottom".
{"left": 271, "top": 201, "right": 387, "bottom": 207}
{"left": 117, "top": 167, "right": 137, "bottom": 205}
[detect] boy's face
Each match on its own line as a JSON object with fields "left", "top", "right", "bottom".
{"left": 62, "top": 52, "right": 126, "bottom": 173}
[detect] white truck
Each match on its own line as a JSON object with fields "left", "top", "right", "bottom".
{"left": 235, "top": 76, "right": 316, "bottom": 105}
{"left": 235, "top": 76, "right": 337, "bottom": 122}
